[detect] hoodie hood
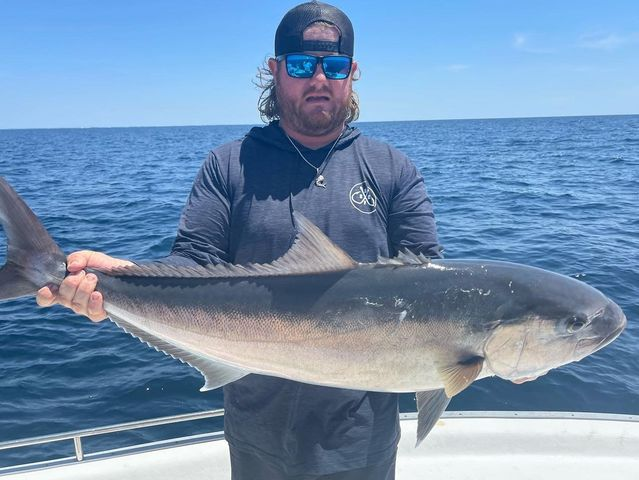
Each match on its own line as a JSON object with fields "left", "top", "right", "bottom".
{"left": 246, "top": 121, "right": 361, "bottom": 153}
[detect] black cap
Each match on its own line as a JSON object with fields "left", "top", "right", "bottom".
{"left": 275, "top": 1, "right": 354, "bottom": 57}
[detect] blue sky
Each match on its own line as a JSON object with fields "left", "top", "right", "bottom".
{"left": 1, "top": 0, "right": 638, "bottom": 129}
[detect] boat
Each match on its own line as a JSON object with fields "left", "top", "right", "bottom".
{"left": 1, "top": 409, "right": 638, "bottom": 479}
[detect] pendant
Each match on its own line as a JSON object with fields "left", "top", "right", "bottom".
{"left": 315, "top": 174, "right": 327, "bottom": 188}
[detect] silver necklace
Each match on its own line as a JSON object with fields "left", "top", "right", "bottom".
{"left": 285, "top": 130, "right": 343, "bottom": 188}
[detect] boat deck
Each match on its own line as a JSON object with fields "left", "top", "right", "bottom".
{"left": 1, "top": 411, "right": 638, "bottom": 479}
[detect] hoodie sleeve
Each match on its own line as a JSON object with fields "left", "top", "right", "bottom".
{"left": 387, "top": 154, "right": 443, "bottom": 259}
{"left": 167, "top": 151, "right": 232, "bottom": 266}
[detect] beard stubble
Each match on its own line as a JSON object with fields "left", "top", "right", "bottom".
{"left": 275, "top": 84, "right": 350, "bottom": 137}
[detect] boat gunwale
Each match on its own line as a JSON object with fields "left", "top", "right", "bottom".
{"left": 1, "top": 410, "right": 638, "bottom": 477}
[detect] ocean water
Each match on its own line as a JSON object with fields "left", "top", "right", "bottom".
{"left": 0, "top": 115, "right": 637, "bottom": 466}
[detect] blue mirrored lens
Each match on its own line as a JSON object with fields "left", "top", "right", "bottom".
{"left": 286, "top": 55, "right": 318, "bottom": 78}
{"left": 284, "top": 54, "right": 352, "bottom": 80}
{"left": 322, "top": 56, "right": 351, "bottom": 79}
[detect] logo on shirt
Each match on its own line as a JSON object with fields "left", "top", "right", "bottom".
{"left": 349, "top": 182, "right": 377, "bottom": 214}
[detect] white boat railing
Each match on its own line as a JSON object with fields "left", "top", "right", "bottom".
{"left": 1, "top": 410, "right": 638, "bottom": 476}
{"left": 0, "top": 409, "right": 225, "bottom": 474}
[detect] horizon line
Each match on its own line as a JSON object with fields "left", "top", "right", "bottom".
{"left": 1, "top": 112, "right": 637, "bottom": 132}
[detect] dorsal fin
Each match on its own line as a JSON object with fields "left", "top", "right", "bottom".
{"left": 375, "top": 249, "right": 432, "bottom": 268}
{"left": 108, "top": 212, "right": 357, "bottom": 279}
{"left": 396, "top": 249, "right": 429, "bottom": 265}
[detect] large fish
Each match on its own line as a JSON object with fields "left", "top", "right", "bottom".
{"left": 0, "top": 177, "right": 626, "bottom": 444}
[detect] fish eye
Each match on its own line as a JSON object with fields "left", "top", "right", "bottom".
{"left": 567, "top": 315, "right": 588, "bottom": 333}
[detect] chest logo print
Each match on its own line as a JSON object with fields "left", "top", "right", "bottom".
{"left": 349, "top": 182, "right": 378, "bottom": 214}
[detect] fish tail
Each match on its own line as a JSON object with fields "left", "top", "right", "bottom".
{"left": 0, "top": 177, "right": 66, "bottom": 300}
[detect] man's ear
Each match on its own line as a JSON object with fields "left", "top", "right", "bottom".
{"left": 268, "top": 58, "right": 278, "bottom": 76}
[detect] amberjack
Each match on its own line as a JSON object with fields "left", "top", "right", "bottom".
{"left": 0, "top": 177, "right": 626, "bottom": 444}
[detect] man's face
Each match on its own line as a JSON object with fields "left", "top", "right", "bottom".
{"left": 269, "top": 24, "right": 357, "bottom": 137}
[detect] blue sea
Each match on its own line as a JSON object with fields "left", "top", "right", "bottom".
{"left": 0, "top": 115, "right": 638, "bottom": 466}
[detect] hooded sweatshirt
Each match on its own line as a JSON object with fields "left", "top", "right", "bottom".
{"left": 169, "top": 121, "right": 441, "bottom": 476}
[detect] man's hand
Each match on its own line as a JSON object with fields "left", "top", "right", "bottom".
{"left": 36, "top": 250, "right": 133, "bottom": 322}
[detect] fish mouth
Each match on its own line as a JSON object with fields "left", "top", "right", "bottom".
{"left": 598, "top": 302, "right": 627, "bottom": 349}
{"left": 576, "top": 315, "right": 626, "bottom": 354}
{"left": 600, "top": 320, "right": 626, "bottom": 347}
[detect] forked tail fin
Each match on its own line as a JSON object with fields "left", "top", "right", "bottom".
{"left": 0, "top": 177, "right": 66, "bottom": 300}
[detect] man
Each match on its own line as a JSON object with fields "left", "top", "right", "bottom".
{"left": 37, "top": 2, "right": 441, "bottom": 478}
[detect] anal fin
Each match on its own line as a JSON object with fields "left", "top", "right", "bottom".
{"left": 415, "top": 389, "right": 451, "bottom": 446}
{"left": 108, "top": 312, "right": 248, "bottom": 391}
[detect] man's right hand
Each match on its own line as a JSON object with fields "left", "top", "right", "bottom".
{"left": 36, "top": 250, "right": 133, "bottom": 323}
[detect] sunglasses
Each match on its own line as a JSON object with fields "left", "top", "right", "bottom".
{"left": 276, "top": 54, "right": 353, "bottom": 80}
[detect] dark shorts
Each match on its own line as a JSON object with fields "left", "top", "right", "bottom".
{"left": 229, "top": 447, "right": 397, "bottom": 480}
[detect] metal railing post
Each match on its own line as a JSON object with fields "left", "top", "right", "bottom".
{"left": 73, "top": 436, "right": 84, "bottom": 461}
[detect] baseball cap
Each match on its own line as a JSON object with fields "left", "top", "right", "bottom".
{"left": 275, "top": 1, "right": 354, "bottom": 57}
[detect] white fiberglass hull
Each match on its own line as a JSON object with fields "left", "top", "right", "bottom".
{"left": 1, "top": 411, "right": 638, "bottom": 480}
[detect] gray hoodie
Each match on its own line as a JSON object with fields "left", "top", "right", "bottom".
{"left": 169, "top": 121, "right": 441, "bottom": 475}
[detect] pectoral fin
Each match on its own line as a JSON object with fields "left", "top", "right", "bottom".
{"left": 437, "top": 356, "right": 484, "bottom": 397}
{"left": 108, "top": 312, "right": 249, "bottom": 391}
{"left": 415, "top": 389, "right": 450, "bottom": 446}
{"left": 414, "top": 357, "right": 484, "bottom": 446}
